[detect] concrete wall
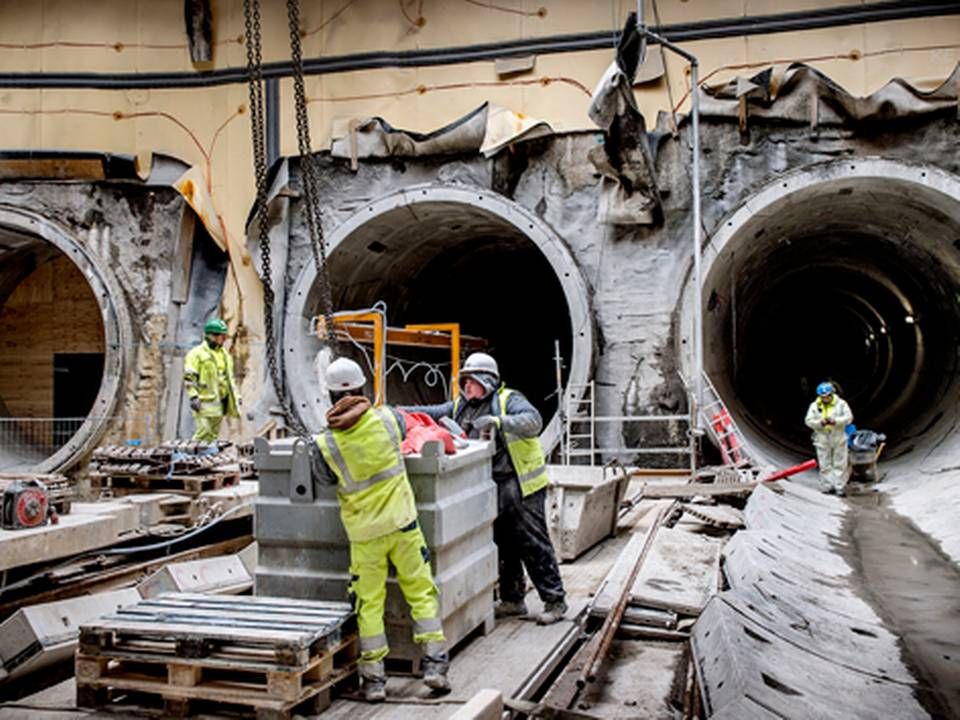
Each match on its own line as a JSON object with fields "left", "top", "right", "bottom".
{"left": 276, "top": 107, "right": 960, "bottom": 459}
{"left": 0, "top": 2, "right": 957, "bottom": 436}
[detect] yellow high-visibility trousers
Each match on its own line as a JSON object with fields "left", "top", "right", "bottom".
{"left": 348, "top": 522, "right": 444, "bottom": 673}
{"left": 191, "top": 414, "right": 223, "bottom": 442}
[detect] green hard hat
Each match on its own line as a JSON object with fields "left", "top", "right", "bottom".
{"left": 204, "top": 318, "right": 228, "bottom": 335}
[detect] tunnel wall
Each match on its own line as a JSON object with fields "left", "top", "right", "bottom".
{"left": 0, "top": 182, "right": 202, "bottom": 471}
{"left": 273, "top": 111, "right": 960, "bottom": 461}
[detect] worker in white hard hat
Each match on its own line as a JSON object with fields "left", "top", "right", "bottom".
{"left": 804, "top": 381, "right": 854, "bottom": 496}
{"left": 403, "top": 351, "right": 568, "bottom": 625}
{"left": 308, "top": 357, "right": 449, "bottom": 703}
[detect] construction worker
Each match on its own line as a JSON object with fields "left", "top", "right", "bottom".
{"left": 309, "top": 357, "right": 449, "bottom": 703}
{"left": 183, "top": 318, "right": 239, "bottom": 442}
{"left": 804, "top": 381, "right": 854, "bottom": 496}
{"left": 404, "top": 352, "right": 568, "bottom": 625}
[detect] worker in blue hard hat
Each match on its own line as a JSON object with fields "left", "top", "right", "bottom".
{"left": 804, "top": 381, "right": 854, "bottom": 496}
{"left": 183, "top": 318, "right": 240, "bottom": 442}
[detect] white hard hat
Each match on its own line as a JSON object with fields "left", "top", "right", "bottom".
{"left": 461, "top": 352, "right": 499, "bottom": 384}
{"left": 325, "top": 357, "right": 366, "bottom": 392}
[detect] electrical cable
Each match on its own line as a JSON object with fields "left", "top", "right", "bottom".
{"left": 0, "top": 503, "right": 251, "bottom": 598}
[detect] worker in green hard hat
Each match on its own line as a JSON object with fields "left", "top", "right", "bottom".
{"left": 183, "top": 318, "right": 240, "bottom": 442}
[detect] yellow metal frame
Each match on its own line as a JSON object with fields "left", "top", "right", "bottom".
{"left": 317, "top": 313, "right": 485, "bottom": 404}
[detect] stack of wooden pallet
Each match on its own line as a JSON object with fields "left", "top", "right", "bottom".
{"left": 89, "top": 442, "right": 246, "bottom": 496}
{"left": 75, "top": 593, "right": 357, "bottom": 719}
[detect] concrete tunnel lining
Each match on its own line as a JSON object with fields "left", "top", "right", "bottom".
{"left": 284, "top": 184, "right": 594, "bottom": 452}
{"left": 0, "top": 205, "right": 130, "bottom": 473}
{"left": 679, "top": 159, "right": 960, "bottom": 462}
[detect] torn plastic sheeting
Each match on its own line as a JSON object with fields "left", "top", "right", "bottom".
{"left": 701, "top": 61, "right": 960, "bottom": 124}
{"left": 329, "top": 101, "right": 553, "bottom": 161}
{"left": 173, "top": 165, "right": 226, "bottom": 251}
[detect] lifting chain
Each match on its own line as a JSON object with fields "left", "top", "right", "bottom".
{"left": 285, "top": 0, "right": 336, "bottom": 344}
{"left": 242, "top": 0, "right": 312, "bottom": 436}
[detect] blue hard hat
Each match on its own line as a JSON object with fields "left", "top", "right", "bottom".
{"left": 816, "top": 382, "right": 834, "bottom": 397}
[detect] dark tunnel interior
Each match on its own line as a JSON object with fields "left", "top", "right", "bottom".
{"left": 703, "top": 175, "right": 960, "bottom": 457}
{"left": 314, "top": 201, "right": 573, "bottom": 424}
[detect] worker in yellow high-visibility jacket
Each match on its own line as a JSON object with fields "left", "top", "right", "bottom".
{"left": 183, "top": 318, "right": 239, "bottom": 442}
{"left": 309, "top": 357, "right": 448, "bottom": 703}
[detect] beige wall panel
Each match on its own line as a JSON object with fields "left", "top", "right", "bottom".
{"left": 0, "top": 90, "right": 42, "bottom": 147}
{"left": 743, "top": 25, "right": 864, "bottom": 92}
{"left": 646, "top": 0, "right": 747, "bottom": 26}
{"left": 40, "top": 0, "right": 139, "bottom": 74}
{"left": 862, "top": 18, "right": 960, "bottom": 90}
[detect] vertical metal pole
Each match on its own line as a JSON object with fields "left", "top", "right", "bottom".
{"left": 691, "top": 60, "right": 704, "bottom": 439}
{"left": 265, "top": 77, "right": 280, "bottom": 169}
{"left": 554, "top": 339, "right": 565, "bottom": 462}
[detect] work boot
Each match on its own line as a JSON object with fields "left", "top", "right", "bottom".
{"left": 361, "top": 676, "right": 386, "bottom": 703}
{"left": 494, "top": 600, "right": 528, "bottom": 618}
{"left": 360, "top": 663, "right": 387, "bottom": 703}
{"left": 536, "top": 599, "right": 568, "bottom": 625}
{"left": 421, "top": 651, "right": 451, "bottom": 694}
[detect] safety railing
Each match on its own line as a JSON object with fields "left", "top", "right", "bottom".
{"left": 563, "top": 382, "right": 693, "bottom": 467}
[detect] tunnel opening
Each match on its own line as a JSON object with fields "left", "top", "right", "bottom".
{"left": 0, "top": 227, "right": 106, "bottom": 471}
{"left": 693, "top": 161, "right": 960, "bottom": 459}
{"left": 285, "top": 185, "right": 594, "bottom": 452}
{"left": 318, "top": 205, "right": 571, "bottom": 422}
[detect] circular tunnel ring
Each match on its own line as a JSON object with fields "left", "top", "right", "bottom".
{"left": 284, "top": 184, "right": 594, "bottom": 453}
{"left": 0, "top": 205, "right": 131, "bottom": 472}
{"left": 678, "top": 159, "right": 960, "bottom": 462}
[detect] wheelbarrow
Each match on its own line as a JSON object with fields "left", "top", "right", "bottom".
{"left": 848, "top": 429, "right": 886, "bottom": 483}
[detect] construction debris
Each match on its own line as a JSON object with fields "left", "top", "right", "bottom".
{"left": 0, "top": 589, "right": 140, "bottom": 687}
{"left": 75, "top": 594, "right": 358, "bottom": 718}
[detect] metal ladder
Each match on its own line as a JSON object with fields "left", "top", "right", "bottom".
{"left": 694, "top": 371, "right": 753, "bottom": 466}
{"left": 564, "top": 381, "right": 596, "bottom": 465}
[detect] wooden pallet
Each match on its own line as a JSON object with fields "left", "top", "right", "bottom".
{"left": 91, "top": 471, "right": 240, "bottom": 496}
{"left": 76, "top": 594, "right": 357, "bottom": 719}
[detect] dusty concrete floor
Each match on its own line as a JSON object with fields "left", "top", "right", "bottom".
{"left": 5, "top": 472, "right": 960, "bottom": 719}
{"left": 846, "top": 493, "right": 960, "bottom": 718}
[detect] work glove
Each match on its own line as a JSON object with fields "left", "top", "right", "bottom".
{"left": 189, "top": 397, "right": 202, "bottom": 413}
{"left": 472, "top": 415, "right": 501, "bottom": 432}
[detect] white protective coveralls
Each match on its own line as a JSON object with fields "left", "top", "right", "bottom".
{"left": 804, "top": 395, "right": 854, "bottom": 494}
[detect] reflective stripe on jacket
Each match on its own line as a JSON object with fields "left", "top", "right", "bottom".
{"left": 183, "top": 342, "right": 239, "bottom": 418}
{"left": 454, "top": 387, "right": 550, "bottom": 497}
{"left": 804, "top": 396, "right": 853, "bottom": 441}
{"left": 317, "top": 406, "right": 417, "bottom": 542}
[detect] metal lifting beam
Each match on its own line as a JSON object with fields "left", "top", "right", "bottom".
{"left": 315, "top": 312, "right": 487, "bottom": 404}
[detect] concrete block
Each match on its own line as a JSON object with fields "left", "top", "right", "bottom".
{"left": 449, "top": 688, "right": 503, "bottom": 720}
{"left": 254, "top": 437, "right": 497, "bottom": 662}
{"left": 0, "top": 589, "right": 140, "bottom": 684}
{"left": 137, "top": 554, "right": 252, "bottom": 597}
{"left": 546, "top": 465, "right": 628, "bottom": 561}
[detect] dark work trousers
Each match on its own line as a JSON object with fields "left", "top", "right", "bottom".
{"left": 493, "top": 484, "right": 566, "bottom": 605}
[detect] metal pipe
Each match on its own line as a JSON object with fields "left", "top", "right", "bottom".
{"left": 691, "top": 59, "right": 704, "bottom": 437}
{"left": 265, "top": 77, "right": 280, "bottom": 168}
{"left": 576, "top": 501, "right": 675, "bottom": 689}
{"left": 759, "top": 458, "right": 817, "bottom": 482}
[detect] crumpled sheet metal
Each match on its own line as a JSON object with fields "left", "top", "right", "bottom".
{"left": 329, "top": 101, "right": 553, "bottom": 161}
{"left": 701, "top": 61, "right": 960, "bottom": 124}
